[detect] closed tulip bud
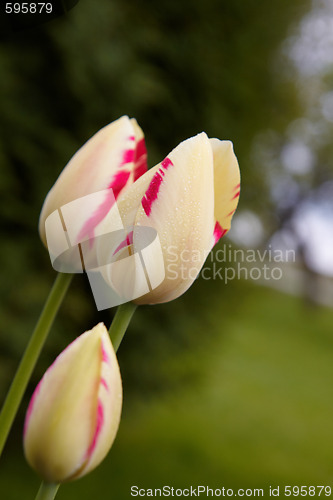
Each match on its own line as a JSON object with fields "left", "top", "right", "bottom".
{"left": 97, "top": 132, "right": 240, "bottom": 304}
{"left": 39, "top": 116, "right": 147, "bottom": 249}
{"left": 23, "top": 323, "right": 122, "bottom": 483}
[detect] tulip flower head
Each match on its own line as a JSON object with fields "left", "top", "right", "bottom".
{"left": 38, "top": 116, "right": 240, "bottom": 308}
{"left": 39, "top": 116, "right": 147, "bottom": 272}
{"left": 23, "top": 323, "right": 122, "bottom": 483}
{"left": 97, "top": 132, "right": 240, "bottom": 304}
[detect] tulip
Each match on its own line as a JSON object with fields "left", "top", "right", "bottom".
{"left": 97, "top": 132, "right": 240, "bottom": 304}
{"left": 39, "top": 116, "right": 147, "bottom": 249}
{"left": 23, "top": 323, "right": 122, "bottom": 483}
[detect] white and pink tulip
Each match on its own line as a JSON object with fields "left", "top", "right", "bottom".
{"left": 23, "top": 323, "right": 122, "bottom": 483}
{"left": 39, "top": 116, "right": 147, "bottom": 247}
{"left": 97, "top": 132, "right": 240, "bottom": 304}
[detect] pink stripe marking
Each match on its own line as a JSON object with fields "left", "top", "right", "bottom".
{"left": 113, "top": 231, "right": 134, "bottom": 256}
{"left": 101, "top": 342, "right": 110, "bottom": 364}
{"left": 77, "top": 170, "right": 130, "bottom": 246}
{"left": 134, "top": 161, "right": 147, "bottom": 181}
{"left": 232, "top": 190, "right": 240, "bottom": 200}
{"left": 136, "top": 138, "right": 147, "bottom": 158}
{"left": 234, "top": 183, "right": 240, "bottom": 190}
{"left": 100, "top": 378, "right": 109, "bottom": 392}
{"left": 161, "top": 157, "right": 173, "bottom": 170}
{"left": 141, "top": 157, "right": 173, "bottom": 216}
{"left": 141, "top": 171, "right": 164, "bottom": 216}
{"left": 213, "top": 221, "right": 227, "bottom": 245}
{"left": 24, "top": 380, "right": 42, "bottom": 436}
{"left": 133, "top": 138, "right": 148, "bottom": 181}
{"left": 121, "top": 148, "right": 135, "bottom": 165}
{"left": 108, "top": 170, "right": 131, "bottom": 199}
{"left": 85, "top": 399, "right": 104, "bottom": 460}
{"left": 120, "top": 135, "right": 138, "bottom": 166}
{"left": 227, "top": 209, "right": 236, "bottom": 217}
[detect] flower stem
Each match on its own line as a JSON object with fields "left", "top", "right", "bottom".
{"left": 35, "top": 482, "right": 60, "bottom": 500}
{"left": 0, "top": 272, "right": 73, "bottom": 455}
{"left": 109, "top": 302, "right": 137, "bottom": 352}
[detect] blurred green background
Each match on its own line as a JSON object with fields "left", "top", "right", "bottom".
{"left": 1, "top": 0, "right": 333, "bottom": 498}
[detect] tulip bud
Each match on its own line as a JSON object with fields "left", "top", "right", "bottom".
{"left": 97, "top": 132, "right": 240, "bottom": 304}
{"left": 39, "top": 116, "right": 147, "bottom": 248}
{"left": 23, "top": 323, "right": 122, "bottom": 483}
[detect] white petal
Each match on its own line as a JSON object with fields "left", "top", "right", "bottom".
{"left": 210, "top": 139, "right": 240, "bottom": 245}
{"left": 39, "top": 116, "right": 147, "bottom": 247}
{"left": 76, "top": 326, "right": 122, "bottom": 479}
{"left": 24, "top": 324, "right": 122, "bottom": 483}
{"left": 133, "top": 133, "right": 215, "bottom": 303}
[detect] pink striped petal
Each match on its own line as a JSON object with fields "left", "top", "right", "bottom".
{"left": 78, "top": 328, "right": 122, "bottom": 478}
{"left": 131, "top": 118, "right": 148, "bottom": 182}
{"left": 96, "top": 133, "right": 240, "bottom": 305}
{"left": 39, "top": 116, "right": 147, "bottom": 250}
{"left": 24, "top": 324, "right": 122, "bottom": 483}
{"left": 132, "top": 133, "right": 215, "bottom": 303}
{"left": 210, "top": 139, "right": 240, "bottom": 246}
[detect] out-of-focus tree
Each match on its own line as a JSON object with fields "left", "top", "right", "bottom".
{"left": 246, "top": 0, "right": 333, "bottom": 304}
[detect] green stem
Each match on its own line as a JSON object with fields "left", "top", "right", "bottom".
{"left": 0, "top": 272, "right": 73, "bottom": 455}
{"left": 109, "top": 302, "right": 137, "bottom": 352}
{"left": 35, "top": 482, "right": 60, "bottom": 500}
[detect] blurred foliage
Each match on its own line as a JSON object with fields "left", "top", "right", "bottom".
{"left": 2, "top": 0, "right": 331, "bottom": 492}
{"left": 1, "top": 283, "right": 333, "bottom": 498}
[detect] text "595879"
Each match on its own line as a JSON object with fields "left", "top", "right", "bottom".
{"left": 5, "top": 3, "right": 53, "bottom": 14}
